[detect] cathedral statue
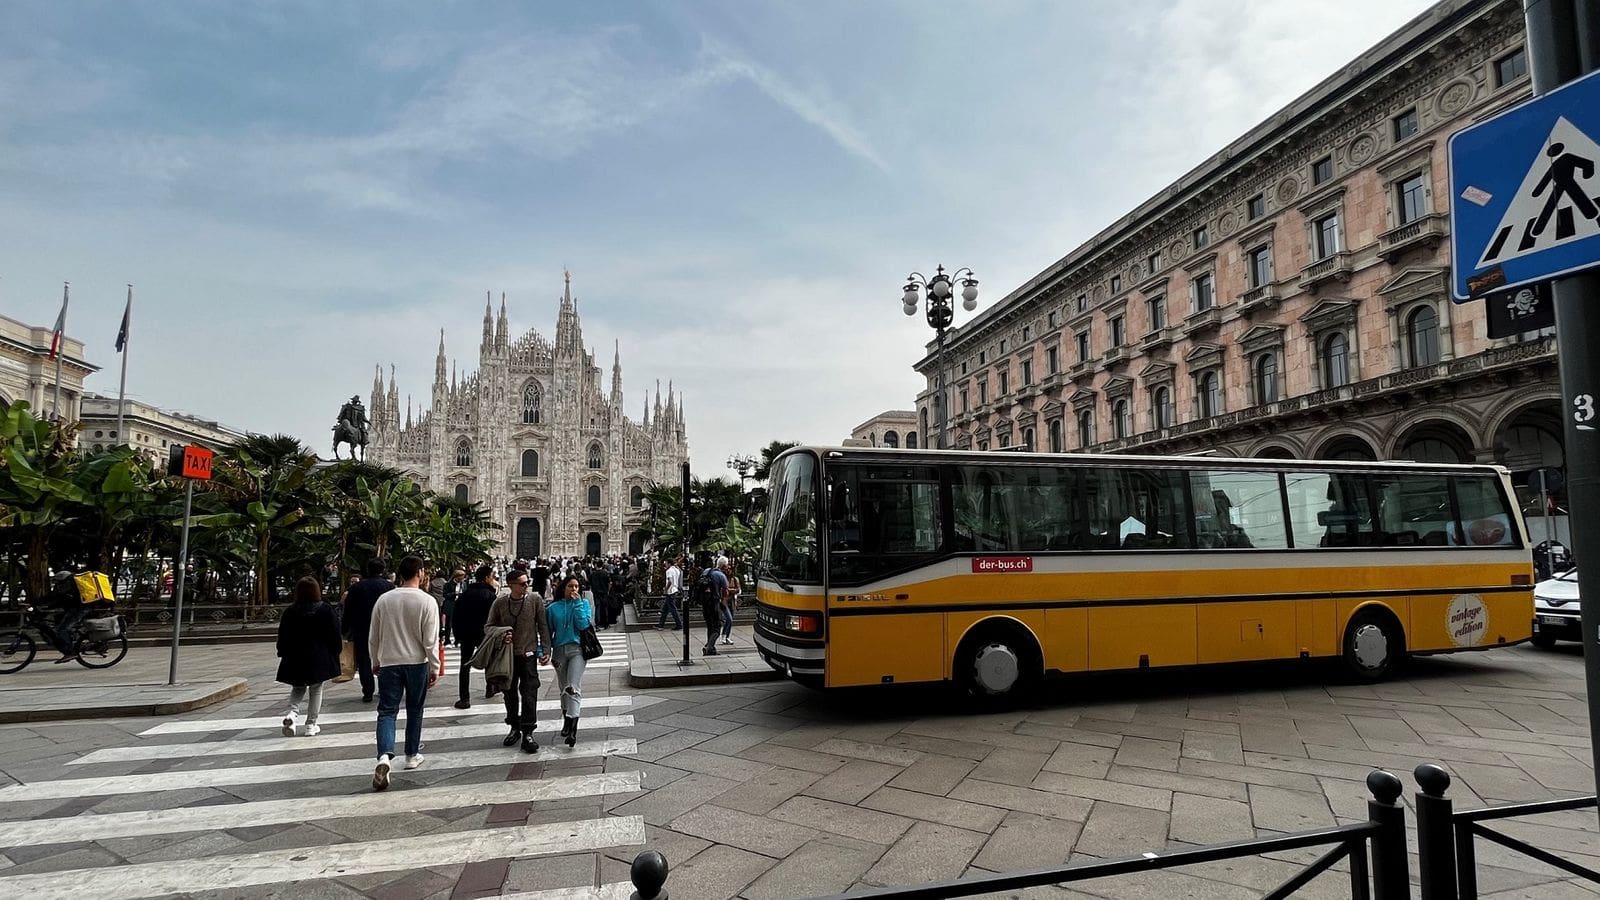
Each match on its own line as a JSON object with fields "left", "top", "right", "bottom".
{"left": 364, "top": 274, "right": 689, "bottom": 558}
{"left": 333, "top": 395, "right": 369, "bottom": 460}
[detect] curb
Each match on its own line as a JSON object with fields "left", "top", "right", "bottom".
{"left": 0, "top": 678, "right": 249, "bottom": 724}
{"left": 626, "top": 667, "right": 783, "bottom": 688}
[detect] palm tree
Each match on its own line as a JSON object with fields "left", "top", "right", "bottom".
{"left": 196, "top": 434, "right": 320, "bottom": 607}
{"left": 0, "top": 401, "right": 89, "bottom": 600}
{"left": 754, "top": 440, "right": 800, "bottom": 482}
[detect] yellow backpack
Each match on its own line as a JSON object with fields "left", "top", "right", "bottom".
{"left": 73, "top": 572, "right": 115, "bottom": 604}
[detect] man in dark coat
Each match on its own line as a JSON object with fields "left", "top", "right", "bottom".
{"left": 342, "top": 559, "right": 394, "bottom": 702}
{"left": 450, "top": 564, "right": 499, "bottom": 709}
{"left": 590, "top": 563, "right": 612, "bottom": 629}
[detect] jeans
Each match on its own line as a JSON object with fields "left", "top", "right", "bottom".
{"left": 657, "top": 592, "right": 684, "bottom": 629}
{"left": 457, "top": 637, "right": 480, "bottom": 701}
{"left": 375, "top": 663, "right": 428, "bottom": 759}
{"left": 354, "top": 638, "right": 375, "bottom": 698}
{"left": 286, "top": 682, "right": 324, "bottom": 724}
{"left": 720, "top": 603, "right": 734, "bottom": 639}
{"left": 504, "top": 655, "right": 541, "bottom": 730}
{"left": 551, "top": 643, "right": 586, "bottom": 718}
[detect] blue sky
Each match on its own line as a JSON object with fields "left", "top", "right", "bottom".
{"left": 0, "top": 0, "right": 1434, "bottom": 474}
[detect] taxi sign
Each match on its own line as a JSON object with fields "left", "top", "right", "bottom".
{"left": 166, "top": 444, "right": 214, "bottom": 480}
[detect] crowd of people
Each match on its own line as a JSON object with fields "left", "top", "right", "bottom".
{"left": 274, "top": 551, "right": 738, "bottom": 791}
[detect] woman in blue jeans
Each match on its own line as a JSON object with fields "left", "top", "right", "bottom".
{"left": 548, "top": 575, "right": 593, "bottom": 747}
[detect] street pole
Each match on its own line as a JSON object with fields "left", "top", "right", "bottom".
{"left": 678, "top": 461, "right": 694, "bottom": 667}
{"left": 1524, "top": 0, "right": 1600, "bottom": 827}
{"left": 115, "top": 285, "right": 131, "bottom": 446}
{"left": 168, "top": 478, "right": 195, "bottom": 685}
{"left": 935, "top": 326, "right": 949, "bottom": 449}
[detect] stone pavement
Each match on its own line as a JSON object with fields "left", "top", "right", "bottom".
{"left": 0, "top": 640, "right": 260, "bottom": 723}
{"left": 626, "top": 621, "right": 779, "bottom": 687}
{"left": 0, "top": 636, "right": 1596, "bottom": 898}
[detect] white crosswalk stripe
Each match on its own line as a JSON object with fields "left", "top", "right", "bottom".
{"left": 502, "top": 884, "right": 633, "bottom": 899}
{"left": 139, "top": 695, "right": 632, "bottom": 736}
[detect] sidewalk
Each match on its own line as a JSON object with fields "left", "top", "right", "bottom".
{"left": 0, "top": 643, "right": 265, "bottom": 724}
{"left": 625, "top": 615, "right": 781, "bottom": 688}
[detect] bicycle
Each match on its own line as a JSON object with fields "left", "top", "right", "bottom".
{"left": 0, "top": 604, "right": 129, "bottom": 674}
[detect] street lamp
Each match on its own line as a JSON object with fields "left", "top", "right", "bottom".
{"left": 726, "top": 453, "right": 757, "bottom": 491}
{"left": 901, "top": 265, "right": 978, "bottom": 450}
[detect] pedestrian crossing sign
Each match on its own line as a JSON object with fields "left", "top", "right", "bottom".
{"left": 1449, "top": 67, "right": 1600, "bottom": 301}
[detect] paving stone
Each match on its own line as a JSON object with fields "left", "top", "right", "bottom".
{"left": 1169, "top": 792, "right": 1255, "bottom": 844}
{"left": 664, "top": 842, "right": 773, "bottom": 899}
{"left": 972, "top": 811, "right": 1080, "bottom": 872}
{"left": 691, "top": 724, "right": 784, "bottom": 756}
{"left": 811, "top": 737, "right": 921, "bottom": 766}
{"left": 1181, "top": 730, "right": 1246, "bottom": 765}
{"left": 1071, "top": 801, "right": 1171, "bottom": 857}
{"left": 1016, "top": 722, "right": 1125, "bottom": 750}
{"left": 1067, "top": 867, "right": 1262, "bottom": 899}
{"left": 901, "top": 721, "right": 1059, "bottom": 754}
{"left": 1451, "top": 760, "right": 1563, "bottom": 803}
{"left": 1111, "top": 736, "right": 1180, "bottom": 771}
{"left": 770, "top": 795, "right": 916, "bottom": 844}
{"left": 712, "top": 765, "right": 822, "bottom": 816}
{"left": 1042, "top": 741, "right": 1116, "bottom": 778}
{"left": 608, "top": 772, "right": 740, "bottom": 827}
{"left": 1247, "top": 784, "right": 1336, "bottom": 832}
{"left": 741, "top": 835, "right": 884, "bottom": 899}
{"left": 949, "top": 778, "right": 1094, "bottom": 822}
{"left": 888, "top": 752, "right": 979, "bottom": 795}
{"left": 736, "top": 741, "right": 849, "bottom": 773}
{"left": 1105, "top": 765, "right": 1249, "bottom": 802}
{"left": 667, "top": 803, "right": 816, "bottom": 858}
{"left": 880, "top": 731, "right": 998, "bottom": 761}
{"left": 971, "top": 748, "right": 1052, "bottom": 786}
{"left": 861, "top": 785, "right": 1007, "bottom": 833}
{"left": 503, "top": 852, "right": 595, "bottom": 893}
{"left": 1031, "top": 769, "right": 1172, "bottom": 811}
{"left": 653, "top": 746, "right": 773, "bottom": 782}
{"left": 802, "top": 758, "right": 904, "bottom": 804}
{"left": 863, "top": 821, "right": 987, "bottom": 886}
{"left": 1178, "top": 757, "right": 1322, "bottom": 792}
{"left": 600, "top": 823, "right": 710, "bottom": 870}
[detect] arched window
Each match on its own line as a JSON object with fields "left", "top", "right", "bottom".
{"left": 1022, "top": 427, "right": 1035, "bottom": 452}
{"left": 454, "top": 484, "right": 469, "bottom": 503}
{"left": 1048, "top": 419, "right": 1063, "bottom": 453}
{"left": 884, "top": 430, "right": 899, "bottom": 448}
{"left": 1407, "top": 305, "right": 1440, "bottom": 367}
{"left": 1198, "top": 371, "right": 1220, "bottom": 419}
{"left": 588, "top": 485, "right": 601, "bottom": 508}
{"left": 455, "top": 439, "right": 472, "bottom": 467}
{"left": 1254, "top": 353, "right": 1278, "bottom": 404}
{"left": 1112, "top": 399, "right": 1131, "bottom": 439}
{"left": 1077, "top": 409, "right": 1094, "bottom": 448}
{"left": 1153, "top": 386, "right": 1173, "bottom": 429}
{"left": 588, "top": 443, "right": 602, "bottom": 469}
{"left": 868, "top": 432, "right": 877, "bottom": 446}
{"left": 1322, "top": 333, "right": 1350, "bottom": 387}
{"left": 630, "top": 485, "right": 643, "bottom": 508}
{"left": 521, "top": 449, "right": 539, "bottom": 477}
{"left": 522, "top": 383, "right": 542, "bottom": 424}
{"left": 906, "top": 432, "right": 918, "bottom": 449}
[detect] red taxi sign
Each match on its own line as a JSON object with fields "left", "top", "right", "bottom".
{"left": 167, "top": 444, "right": 215, "bottom": 481}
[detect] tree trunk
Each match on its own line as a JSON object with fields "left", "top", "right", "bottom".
{"left": 26, "top": 530, "right": 50, "bottom": 603}
{"left": 255, "top": 533, "right": 270, "bottom": 608}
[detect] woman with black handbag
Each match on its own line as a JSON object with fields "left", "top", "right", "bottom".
{"left": 277, "top": 577, "right": 342, "bottom": 737}
{"left": 547, "top": 575, "right": 598, "bottom": 746}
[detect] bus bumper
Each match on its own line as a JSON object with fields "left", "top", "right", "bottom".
{"left": 753, "top": 630, "right": 825, "bottom": 678}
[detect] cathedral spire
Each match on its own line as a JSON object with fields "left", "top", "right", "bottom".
{"left": 653, "top": 380, "right": 662, "bottom": 433}
{"left": 642, "top": 393, "right": 650, "bottom": 428}
{"left": 611, "top": 340, "right": 623, "bottom": 404}
{"left": 435, "top": 329, "right": 447, "bottom": 386}
{"left": 495, "top": 293, "right": 509, "bottom": 351}
{"left": 481, "top": 291, "right": 493, "bottom": 351}
{"left": 405, "top": 394, "right": 413, "bottom": 429}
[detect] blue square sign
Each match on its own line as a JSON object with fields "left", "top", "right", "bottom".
{"left": 1449, "top": 67, "right": 1600, "bottom": 301}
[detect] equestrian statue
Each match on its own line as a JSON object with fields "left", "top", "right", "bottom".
{"left": 333, "top": 396, "right": 369, "bottom": 460}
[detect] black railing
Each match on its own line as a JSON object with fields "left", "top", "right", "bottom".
{"left": 1413, "top": 763, "right": 1600, "bottom": 899}
{"left": 623, "top": 770, "right": 1411, "bottom": 900}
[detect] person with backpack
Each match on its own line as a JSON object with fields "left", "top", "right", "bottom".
{"left": 277, "top": 576, "right": 342, "bottom": 737}
{"left": 692, "top": 556, "right": 728, "bottom": 656}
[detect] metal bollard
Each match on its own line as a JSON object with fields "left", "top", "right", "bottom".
{"left": 1366, "top": 769, "right": 1409, "bottom": 900}
{"left": 1414, "top": 764, "right": 1457, "bottom": 900}
{"left": 630, "top": 849, "right": 668, "bottom": 900}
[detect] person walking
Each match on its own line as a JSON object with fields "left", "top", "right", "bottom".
{"left": 276, "top": 576, "right": 342, "bottom": 737}
{"left": 693, "top": 557, "right": 728, "bottom": 656}
{"left": 451, "top": 564, "right": 498, "bottom": 709}
{"left": 548, "top": 575, "right": 593, "bottom": 746}
{"left": 368, "top": 556, "right": 440, "bottom": 790}
{"left": 486, "top": 568, "right": 551, "bottom": 753}
{"left": 343, "top": 559, "right": 395, "bottom": 702}
{"left": 657, "top": 556, "right": 684, "bottom": 630}
{"left": 442, "top": 567, "right": 465, "bottom": 646}
{"left": 719, "top": 558, "right": 739, "bottom": 646}
{"left": 590, "top": 562, "right": 612, "bottom": 630}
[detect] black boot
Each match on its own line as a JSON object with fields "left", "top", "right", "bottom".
{"left": 566, "top": 716, "right": 578, "bottom": 747}
{"left": 521, "top": 730, "right": 540, "bottom": 753}
{"left": 502, "top": 726, "right": 520, "bottom": 747}
{"left": 560, "top": 716, "right": 574, "bottom": 738}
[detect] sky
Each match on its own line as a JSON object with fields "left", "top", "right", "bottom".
{"left": 0, "top": 0, "right": 1438, "bottom": 479}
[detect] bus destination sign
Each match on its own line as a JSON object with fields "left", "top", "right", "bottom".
{"left": 972, "top": 556, "right": 1032, "bottom": 574}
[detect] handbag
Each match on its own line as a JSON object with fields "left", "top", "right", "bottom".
{"left": 333, "top": 639, "right": 356, "bottom": 683}
{"left": 579, "top": 625, "right": 603, "bottom": 661}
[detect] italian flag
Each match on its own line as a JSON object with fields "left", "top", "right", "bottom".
{"left": 48, "top": 284, "right": 68, "bottom": 360}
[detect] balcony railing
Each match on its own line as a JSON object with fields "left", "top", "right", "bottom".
{"left": 1101, "top": 345, "right": 1129, "bottom": 367}
{"left": 1378, "top": 213, "right": 1446, "bottom": 261}
{"left": 1138, "top": 327, "right": 1174, "bottom": 352}
{"left": 1237, "top": 282, "right": 1281, "bottom": 316}
{"left": 1299, "top": 250, "right": 1353, "bottom": 290}
{"left": 1068, "top": 359, "right": 1096, "bottom": 381}
{"left": 1181, "top": 306, "right": 1222, "bottom": 336}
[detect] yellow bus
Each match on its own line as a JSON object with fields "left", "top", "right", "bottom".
{"left": 753, "top": 446, "right": 1533, "bottom": 699}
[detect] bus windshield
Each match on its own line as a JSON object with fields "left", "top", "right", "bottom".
{"left": 761, "top": 452, "right": 820, "bottom": 583}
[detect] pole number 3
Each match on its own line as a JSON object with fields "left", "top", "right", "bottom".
{"left": 1576, "top": 394, "right": 1597, "bottom": 431}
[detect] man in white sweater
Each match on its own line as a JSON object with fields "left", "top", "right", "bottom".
{"left": 369, "top": 555, "right": 441, "bottom": 791}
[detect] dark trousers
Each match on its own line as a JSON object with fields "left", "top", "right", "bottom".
{"left": 701, "top": 602, "right": 719, "bottom": 652}
{"left": 503, "top": 655, "right": 541, "bottom": 730}
{"left": 441, "top": 612, "right": 453, "bottom": 645}
{"left": 457, "top": 638, "right": 480, "bottom": 701}
{"left": 375, "top": 663, "right": 428, "bottom": 758}
{"left": 657, "top": 592, "right": 684, "bottom": 629}
{"left": 594, "top": 593, "right": 611, "bottom": 628}
{"left": 354, "top": 638, "right": 375, "bottom": 698}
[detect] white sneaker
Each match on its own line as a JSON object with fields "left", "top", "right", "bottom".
{"left": 281, "top": 711, "right": 297, "bottom": 737}
{"left": 373, "top": 755, "right": 392, "bottom": 791}
{"left": 404, "top": 753, "right": 425, "bottom": 770}
{"left": 303, "top": 723, "right": 321, "bottom": 737}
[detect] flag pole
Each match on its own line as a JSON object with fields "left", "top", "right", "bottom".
{"left": 115, "top": 285, "right": 131, "bottom": 445}
{"left": 52, "top": 282, "right": 67, "bottom": 421}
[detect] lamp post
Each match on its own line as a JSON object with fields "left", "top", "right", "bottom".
{"left": 726, "top": 454, "right": 756, "bottom": 491}
{"left": 901, "top": 265, "right": 978, "bottom": 450}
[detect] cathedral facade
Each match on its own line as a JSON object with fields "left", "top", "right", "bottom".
{"left": 367, "top": 274, "right": 689, "bottom": 559}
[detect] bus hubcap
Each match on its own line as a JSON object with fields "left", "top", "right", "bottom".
{"left": 1353, "top": 624, "right": 1389, "bottom": 670}
{"left": 972, "top": 643, "right": 1019, "bottom": 693}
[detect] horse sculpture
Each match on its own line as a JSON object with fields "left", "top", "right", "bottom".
{"left": 333, "top": 396, "right": 369, "bottom": 461}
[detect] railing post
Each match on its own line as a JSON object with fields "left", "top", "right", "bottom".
{"left": 1366, "top": 769, "right": 1409, "bottom": 900}
{"left": 1456, "top": 818, "right": 1479, "bottom": 900}
{"left": 1415, "top": 764, "right": 1457, "bottom": 900}
{"left": 630, "top": 849, "right": 668, "bottom": 900}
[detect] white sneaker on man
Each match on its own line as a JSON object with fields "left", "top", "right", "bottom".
{"left": 282, "top": 711, "right": 297, "bottom": 737}
{"left": 404, "top": 754, "right": 425, "bottom": 770}
{"left": 303, "top": 723, "right": 321, "bottom": 737}
{"left": 373, "top": 755, "right": 392, "bottom": 791}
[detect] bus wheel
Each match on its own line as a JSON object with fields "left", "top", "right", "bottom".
{"left": 958, "top": 625, "right": 1038, "bottom": 701}
{"left": 1343, "top": 609, "right": 1404, "bottom": 682}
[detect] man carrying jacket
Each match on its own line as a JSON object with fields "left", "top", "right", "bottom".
{"left": 342, "top": 559, "right": 394, "bottom": 702}
{"left": 486, "top": 568, "right": 551, "bottom": 752}
{"left": 451, "top": 564, "right": 498, "bottom": 709}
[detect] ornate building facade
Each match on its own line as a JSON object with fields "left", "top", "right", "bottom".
{"left": 915, "top": 0, "right": 1565, "bottom": 517}
{"left": 369, "top": 275, "right": 689, "bottom": 558}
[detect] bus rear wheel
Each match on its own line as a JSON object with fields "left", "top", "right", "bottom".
{"left": 956, "top": 625, "right": 1039, "bottom": 703}
{"left": 1343, "top": 609, "right": 1404, "bottom": 682}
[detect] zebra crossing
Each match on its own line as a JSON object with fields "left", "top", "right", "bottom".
{"left": 0, "top": 629, "right": 651, "bottom": 899}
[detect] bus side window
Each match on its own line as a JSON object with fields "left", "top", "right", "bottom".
{"left": 1371, "top": 473, "right": 1451, "bottom": 546}
{"left": 1083, "top": 468, "right": 1189, "bottom": 550}
{"left": 1286, "top": 472, "right": 1372, "bottom": 548}
{"left": 1190, "top": 470, "right": 1289, "bottom": 549}
{"left": 1452, "top": 476, "right": 1517, "bottom": 546}
{"left": 831, "top": 465, "right": 944, "bottom": 582}
{"left": 953, "top": 466, "right": 1014, "bottom": 552}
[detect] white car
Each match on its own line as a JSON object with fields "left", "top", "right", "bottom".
{"left": 1532, "top": 569, "right": 1581, "bottom": 648}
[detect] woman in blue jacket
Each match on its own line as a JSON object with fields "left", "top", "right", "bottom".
{"left": 548, "top": 575, "right": 593, "bottom": 746}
